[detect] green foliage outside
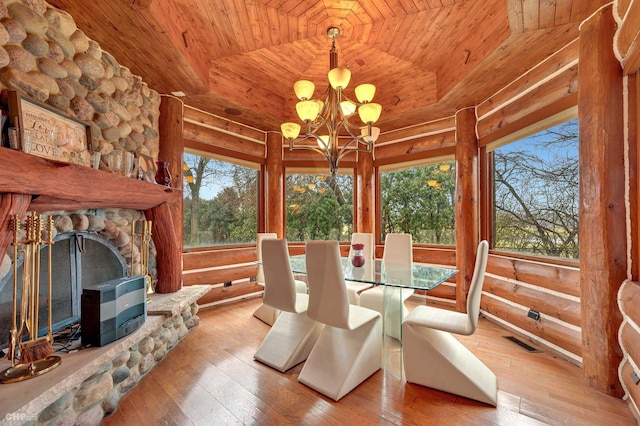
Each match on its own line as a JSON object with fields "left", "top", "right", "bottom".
{"left": 285, "top": 173, "right": 353, "bottom": 241}
{"left": 380, "top": 162, "right": 456, "bottom": 244}
{"left": 493, "top": 119, "right": 579, "bottom": 259}
{"left": 182, "top": 117, "right": 579, "bottom": 261}
{"left": 183, "top": 153, "right": 257, "bottom": 248}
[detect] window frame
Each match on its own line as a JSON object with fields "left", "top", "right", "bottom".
{"left": 182, "top": 148, "right": 261, "bottom": 249}
{"left": 482, "top": 107, "right": 579, "bottom": 265}
{"left": 377, "top": 155, "right": 457, "bottom": 247}
{"left": 284, "top": 167, "right": 356, "bottom": 242}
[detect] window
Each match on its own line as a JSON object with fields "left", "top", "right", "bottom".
{"left": 492, "top": 118, "right": 579, "bottom": 259}
{"left": 183, "top": 151, "right": 258, "bottom": 248}
{"left": 285, "top": 172, "right": 353, "bottom": 241}
{"left": 380, "top": 161, "right": 456, "bottom": 244}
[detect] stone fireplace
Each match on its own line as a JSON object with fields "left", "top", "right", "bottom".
{"left": 0, "top": 137, "right": 187, "bottom": 426}
{"left": 0, "top": 2, "right": 192, "bottom": 423}
{"left": 0, "top": 209, "right": 158, "bottom": 349}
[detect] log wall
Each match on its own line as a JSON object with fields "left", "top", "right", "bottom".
{"left": 615, "top": 3, "right": 640, "bottom": 419}
{"left": 475, "top": 37, "right": 583, "bottom": 363}
{"left": 179, "top": 9, "right": 640, "bottom": 410}
{"left": 181, "top": 36, "right": 585, "bottom": 364}
{"left": 181, "top": 106, "right": 267, "bottom": 305}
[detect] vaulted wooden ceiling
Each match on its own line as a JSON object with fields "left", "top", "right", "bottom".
{"left": 48, "top": 0, "right": 605, "bottom": 133}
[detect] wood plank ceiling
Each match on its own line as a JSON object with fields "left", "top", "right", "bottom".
{"left": 47, "top": 0, "right": 606, "bottom": 133}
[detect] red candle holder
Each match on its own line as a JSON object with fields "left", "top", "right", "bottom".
{"left": 351, "top": 243, "right": 365, "bottom": 267}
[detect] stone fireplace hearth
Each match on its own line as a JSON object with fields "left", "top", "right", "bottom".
{"left": 0, "top": 285, "right": 211, "bottom": 425}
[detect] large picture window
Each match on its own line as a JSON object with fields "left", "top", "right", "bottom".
{"left": 492, "top": 118, "right": 579, "bottom": 259}
{"left": 285, "top": 172, "right": 353, "bottom": 241}
{"left": 183, "top": 151, "right": 258, "bottom": 248}
{"left": 380, "top": 161, "right": 456, "bottom": 244}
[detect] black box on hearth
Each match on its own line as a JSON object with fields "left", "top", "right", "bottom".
{"left": 81, "top": 275, "right": 147, "bottom": 347}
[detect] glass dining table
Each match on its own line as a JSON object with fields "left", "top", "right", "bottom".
{"left": 288, "top": 255, "right": 458, "bottom": 379}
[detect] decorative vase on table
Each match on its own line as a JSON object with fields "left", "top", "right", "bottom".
{"left": 155, "top": 161, "right": 172, "bottom": 186}
{"left": 351, "top": 243, "right": 365, "bottom": 267}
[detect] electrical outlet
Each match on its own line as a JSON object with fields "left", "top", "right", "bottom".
{"left": 632, "top": 371, "right": 640, "bottom": 385}
{"left": 527, "top": 309, "right": 540, "bottom": 321}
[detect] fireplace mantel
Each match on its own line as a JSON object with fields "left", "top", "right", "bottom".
{"left": 0, "top": 147, "right": 180, "bottom": 211}
{"left": 0, "top": 147, "right": 183, "bottom": 293}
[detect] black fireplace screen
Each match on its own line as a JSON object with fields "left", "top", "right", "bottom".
{"left": 0, "top": 232, "right": 128, "bottom": 348}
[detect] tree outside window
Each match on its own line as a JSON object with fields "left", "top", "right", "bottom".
{"left": 380, "top": 162, "right": 456, "bottom": 244}
{"left": 493, "top": 118, "right": 579, "bottom": 259}
{"left": 285, "top": 173, "right": 353, "bottom": 241}
{"left": 183, "top": 152, "right": 258, "bottom": 248}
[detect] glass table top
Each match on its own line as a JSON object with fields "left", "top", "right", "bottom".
{"left": 288, "top": 255, "right": 458, "bottom": 291}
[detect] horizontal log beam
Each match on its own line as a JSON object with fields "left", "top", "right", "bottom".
{"left": 483, "top": 276, "right": 581, "bottom": 327}
{"left": 380, "top": 117, "right": 456, "bottom": 144}
{"left": 184, "top": 106, "right": 265, "bottom": 142}
{"left": 183, "top": 247, "right": 256, "bottom": 270}
{"left": 482, "top": 294, "right": 582, "bottom": 357}
{"left": 477, "top": 39, "right": 578, "bottom": 119}
{"left": 0, "top": 148, "right": 179, "bottom": 211}
{"left": 620, "top": 362, "right": 640, "bottom": 414}
{"left": 619, "top": 281, "right": 640, "bottom": 325}
{"left": 374, "top": 132, "right": 456, "bottom": 162}
{"left": 424, "top": 282, "right": 457, "bottom": 300}
{"left": 413, "top": 247, "right": 456, "bottom": 266}
{"left": 183, "top": 120, "right": 265, "bottom": 159}
{"left": 487, "top": 254, "right": 580, "bottom": 297}
{"left": 196, "top": 281, "right": 263, "bottom": 306}
{"left": 183, "top": 264, "right": 257, "bottom": 286}
{"left": 621, "top": 323, "right": 640, "bottom": 370}
{"left": 477, "top": 65, "right": 578, "bottom": 139}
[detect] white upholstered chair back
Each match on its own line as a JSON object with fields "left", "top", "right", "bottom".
{"left": 466, "top": 240, "right": 489, "bottom": 332}
{"left": 304, "top": 240, "right": 351, "bottom": 329}
{"left": 256, "top": 232, "right": 277, "bottom": 284}
{"left": 262, "top": 238, "right": 298, "bottom": 313}
{"left": 382, "top": 233, "right": 413, "bottom": 265}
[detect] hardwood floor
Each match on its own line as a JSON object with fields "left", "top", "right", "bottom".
{"left": 103, "top": 297, "right": 635, "bottom": 425}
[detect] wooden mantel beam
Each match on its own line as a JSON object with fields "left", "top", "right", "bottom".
{"left": 0, "top": 148, "right": 179, "bottom": 212}
{"left": 0, "top": 147, "right": 181, "bottom": 294}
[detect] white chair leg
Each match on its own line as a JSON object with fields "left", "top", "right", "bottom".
{"left": 254, "top": 311, "right": 323, "bottom": 372}
{"left": 298, "top": 317, "right": 382, "bottom": 401}
{"left": 402, "top": 322, "right": 497, "bottom": 406}
{"left": 253, "top": 303, "right": 280, "bottom": 326}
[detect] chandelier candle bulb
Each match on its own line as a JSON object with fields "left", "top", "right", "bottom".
{"left": 340, "top": 101, "right": 357, "bottom": 116}
{"left": 358, "top": 103, "right": 382, "bottom": 124}
{"left": 281, "top": 122, "right": 301, "bottom": 139}
{"left": 294, "top": 80, "right": 315, "bottom": 100}
{"left": 355, "top": 84, "right": 376, "bottom": 103}
{"left": 328, "top": 67, "right": 351, "bottom": 90}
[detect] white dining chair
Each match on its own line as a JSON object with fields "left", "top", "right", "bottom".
{"left": 253, "top": 232, "right": 307, "bottom": 325}
{"left": 345, "top": 232, "right": 375, "bottom": 304}
{"left": 402, "top": 240, "right": 497, "bottom": 406}
{"left": 298, "top": 240, "right": 382, "bottom": 401}
{"left": 254, "top": 238, "right": 323, "bottom": 372}
{"left": 359, "top": 233, "right": 414, "bottom": 340}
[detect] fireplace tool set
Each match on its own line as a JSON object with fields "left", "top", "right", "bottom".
{"left": 0, "top": 213, "right": 61, "bottom": 384}
{"left": 131, "top": 219, "right": 153, "bottom": 298}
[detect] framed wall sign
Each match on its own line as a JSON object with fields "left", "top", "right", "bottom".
{"left": 3, "top": 90, "right": 92, "bottom": 166}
